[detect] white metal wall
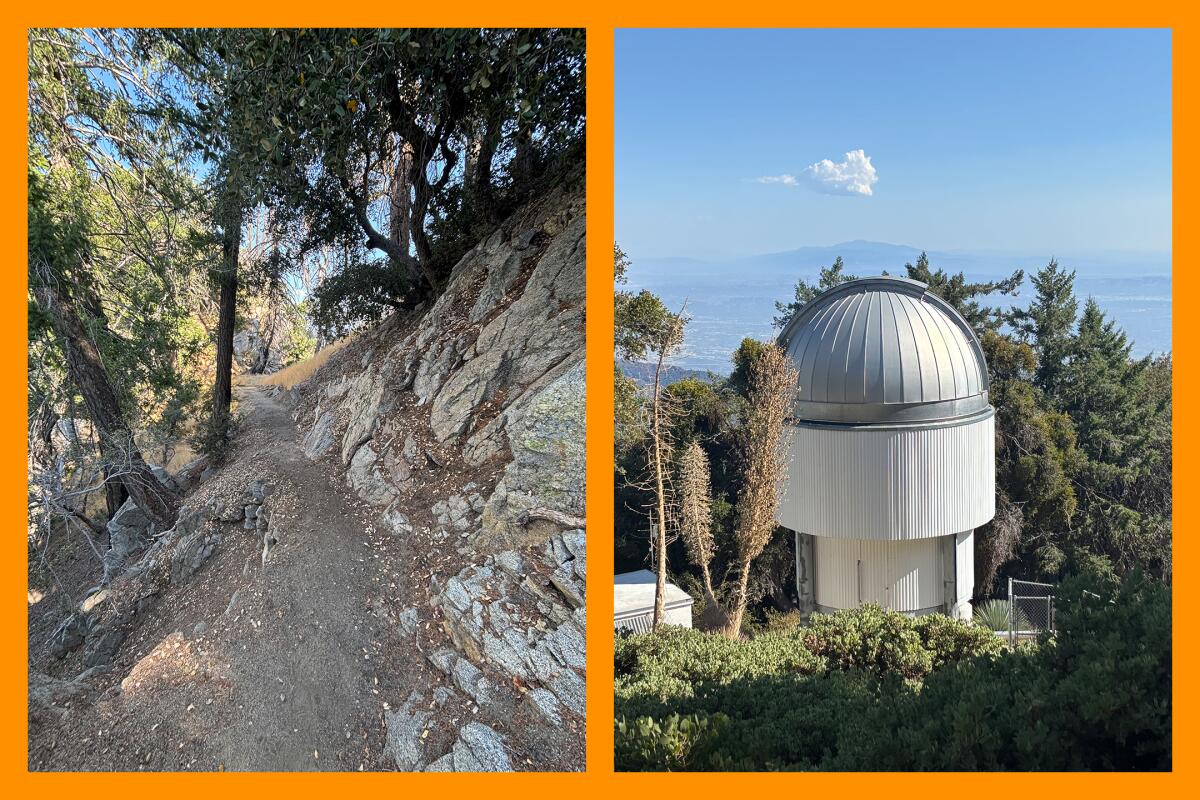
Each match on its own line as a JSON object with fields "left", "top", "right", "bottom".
{"left": 777, "top": 414, "right": 995, "bottom": 540}
{"left": 953, "top": 530, "right": 974, "bottom": 619}
{"left": 813, "top": 535, "right": 945, "bottom": 613}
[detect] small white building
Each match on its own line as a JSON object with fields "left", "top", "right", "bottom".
{"left": 614, "top": 569, "right": 694, "bottom": 632}
{"left": 775, "top": 277, "right": 996, "bottom": 620}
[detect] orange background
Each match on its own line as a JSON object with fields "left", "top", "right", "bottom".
{"left": 1, "top": 3, "right": 1192, "bottom": 792}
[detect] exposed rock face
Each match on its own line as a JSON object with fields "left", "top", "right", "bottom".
{"left": 431, "top": 531, "right": 587, "bottom": 718}
{"left": 98, "top": 461, "right": 210, "bottom": 586}
{"left": 384, "top": 691, "right": 433, "bottom": 771}
{"left": 283, "top": 180, "right": 586, "bottom": 771}
{"left": 479, "top": 362, "right": 586, "bottom": 548}
{"left": 296, "top": 182, "right": 586, "bottom": 551}
{"left": 423, "top": 722, "right": 513, "bottom": 772}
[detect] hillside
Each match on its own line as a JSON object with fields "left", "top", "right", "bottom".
{"left": 28, "top": 184, "right": 587, "bottom": 772}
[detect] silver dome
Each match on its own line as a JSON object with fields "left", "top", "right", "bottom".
{"left": 777, "top": 276, "right": 991, "bottom": 424}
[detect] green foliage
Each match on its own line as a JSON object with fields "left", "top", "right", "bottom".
{"left": 189, "top": 406, "right": 240, "bottom": 466}
{"left": 838, "top": 574, "right": 1171, "bottom": 771}
{"left": 615, "top": 713, "right": 728, "bottom": 772}
{"left": 616, "top": 576, "right": 1171, "bottom": 771}
{"left": 1013, "top": 259, "right": 1078, "bottom": 397}
{"left": 804, "top": 605, "right": 957, "bottom": 680}
{"left": 905, "top": 251, "right": 1023, "bottom": 334}
{"left": 972, "top": 599, "right": 1030, "bottom": 632}
{"left": 616, "top": 607, "right": 1008, "bottom": 770}
{"left": 29, "top": 31, "right": 214, "bottom": 448}
{"left": 169, "top": 27, "right": 584, "bottom": 313}
{"left": 615, "top": 289, "right": 684, "bottom": 362}
{"left": 727, "top": 337, "right": 768, "bottom": 398}
{"left": 281, "top": 316, "right": 318, "bottom": 368}
{"left": 310, "top": 259, "right": 415, "bottom": 339}
{"left": 913, "top": 612, "right": 1005, "bottom": 667}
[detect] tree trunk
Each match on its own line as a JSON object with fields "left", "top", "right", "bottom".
{"left": 28, "top": 401, "right": 58, "bottom": 469}
{"left": 650, "top": 345, "right": 669, "bottom": 630}
{"left": 463, "top": 114, "right": 499, "bottom": 219}
{"left": 387, "top": 136, "right": 414, "bottom": 258}
{"left": 34, "top": 286, "right": 179, "bottom": 531}
{"left": 724, "top": 560, "right": 753, "bottom": 638}
{"left": 103, "top": 464, "right": 128, "bottom": 519}
{"left": 213, "top": 201, "right": 242, "bottom": 420}
{"left": 511, "top": 119, "right": 535, "bottom": 192}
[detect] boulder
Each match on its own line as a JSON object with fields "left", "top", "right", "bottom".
{"left": 384, "top": 691, "right": 431, "bottom": 771}
{"left": 448, "top": 722, "right": 512, "bottom": 772}
{"left": 304, "top": 410, "right": 338, "bottom": 460}
{"left": 346, "top": 442, "right": 398, "bottom": 508}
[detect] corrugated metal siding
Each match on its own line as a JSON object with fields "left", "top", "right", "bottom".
{"left": 778, "top": 415, "right": 995, "bottom": 539}
{"left": 615, "top": 614, "right": 652, "bottom": 634}
{"left": 813, "top": 536, "right": 944, "bottom": 613}
{"left": 955, "top": 530, "right": 974, "bottom": 605}
{"left": 614, "top": 608, "right": 692, "bottom": 632}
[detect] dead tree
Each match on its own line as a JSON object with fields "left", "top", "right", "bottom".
{"left": 648, "top": 305, "right": 687, "bottom": 630}
{"left": 724, "top": 344, "right": 798, "bottom": 637}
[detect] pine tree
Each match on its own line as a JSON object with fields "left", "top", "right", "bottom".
{"left": 1012, "top": 260, "right": 1078, "bottom": 402}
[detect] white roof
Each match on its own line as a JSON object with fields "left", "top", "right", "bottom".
{"left": 614, "top": 569, "right": 694, "bottom": 618}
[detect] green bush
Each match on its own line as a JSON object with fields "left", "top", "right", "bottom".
{"left": 615, "top": 625, "right": 825, "bottom": 711}
{"left": 914, "top": 611, "right": 1005, "bottom": 669}
{"left": 614, "top": 713, "right": 728, "bottom": 771}
{"left": 189, "top": 407, "right": 240, "bottom": 466}
{"left": 801, "top": 605, "right": 934, "bottom": 679}
{"left": 744, "top": 608, "right": 805, "bottom": 636}
{"left": 615, "top": 578, "right": 1171, "bottom": 771}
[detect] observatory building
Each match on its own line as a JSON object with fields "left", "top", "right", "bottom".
{"left": 775, "top": 276, "right": 995, "bottom": 620}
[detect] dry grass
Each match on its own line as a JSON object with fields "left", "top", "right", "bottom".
{"left": 238, "top": 333, "right": 358, "bottom": 391}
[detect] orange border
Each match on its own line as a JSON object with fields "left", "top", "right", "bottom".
{"left": 2, "top": 3, "right": 1193, "bottom": 793}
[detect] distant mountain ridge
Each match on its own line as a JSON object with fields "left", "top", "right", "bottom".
{"left": 617, "top": 359, "right": 717, "bottom": 386}
{"left": 624, "top": 241, "right": 1172, "bottom": 372}
{"left": 634, "top": 240, "right": 1171, "bottom": 282}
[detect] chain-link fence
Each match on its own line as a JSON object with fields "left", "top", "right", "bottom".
{"left": 1008, "top": 578, "right": 1056, "bottom": 646}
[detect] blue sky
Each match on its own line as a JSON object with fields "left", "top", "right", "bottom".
{"left": 616, "top": 29, "right": 1172, "bottom": 260}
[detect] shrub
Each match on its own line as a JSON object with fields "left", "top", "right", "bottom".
{"left": 189, "top": 407, "right": 240, "bottom": 466}
{"left": 614, "top": 712, "right": 728, "bottom": 771}
{"left": 801, "top": 605, "right": 933, "bottom": 680}
{"left": 915, "top": 611, "right": 1004, "bottom": 668}
{"left": 744, "top": 608, "right": 804, "bottom": 636}
{"left": 615, "top": 625, "right": 824, "bottom": 694}
{"left": 615, "top": 577, "right": 1171, "bottom": 771}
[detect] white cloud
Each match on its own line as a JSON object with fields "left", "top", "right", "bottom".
{"left": 755, "top": 174, "right": 799, "bottom": 186}
{"left": 756, "top": 149, "right": 878, "bottom": 197}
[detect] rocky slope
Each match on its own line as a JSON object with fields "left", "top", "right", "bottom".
{"left": 28, "top": 180, "right": 586, "bottom": 771}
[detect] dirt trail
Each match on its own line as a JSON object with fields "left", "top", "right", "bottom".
{"left": 202, "top": 385, "right": 399, "bottom": 771}
{"left": 31, "top": 385, "right": 416, "bottom": 771}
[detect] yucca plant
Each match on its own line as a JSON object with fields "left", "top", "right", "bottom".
{"left": 973, "top": 599, "right": 1030, "bottom": 632}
